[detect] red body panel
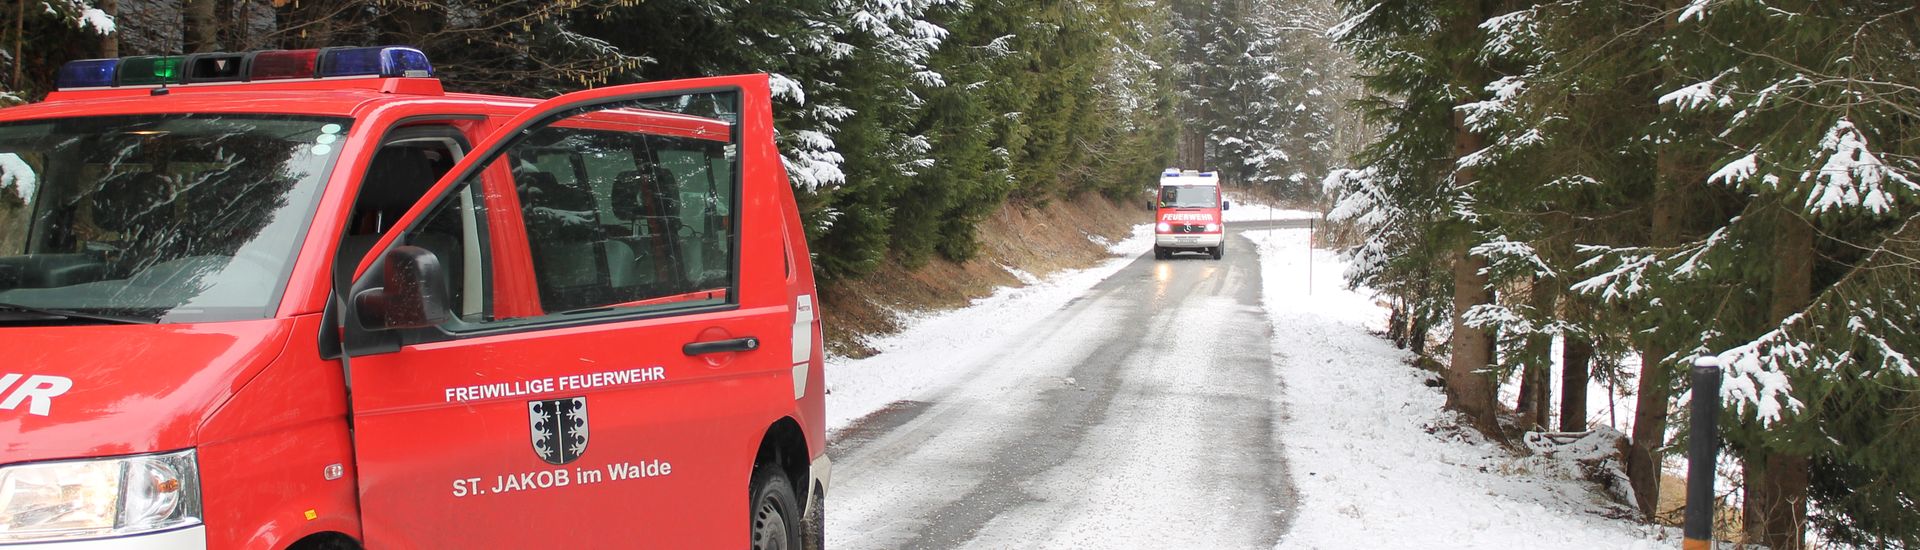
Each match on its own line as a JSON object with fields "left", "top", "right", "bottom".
{"left": 347, "top": 307, "right": 792, "bottom": 547}
{"left": 0, "top": 320, "right": 291, "bottom": 463}
{"left": 0, "top": 74, "right": 824, "bottom": 549}
{"left": 195, "top": 315, "right": 361, "bottom": 549}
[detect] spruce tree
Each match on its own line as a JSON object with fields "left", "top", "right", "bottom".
{"left": 1331, "top": 0, "right": 1513, "bottom": 436}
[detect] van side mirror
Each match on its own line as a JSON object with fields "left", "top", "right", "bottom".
{"left": 354, "top": 245, "right": 451, "bottom": 330}
{"left": 1222, "top": 201, "right": 1231, "bottom": 210}
{"left": 1146, "top": 200, "right": 1155, "bottom": 211}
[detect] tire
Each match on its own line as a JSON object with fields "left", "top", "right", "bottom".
{"left": 1211, "top": 245, "right": 1224, "bottom": 260}
{"left": 1153, "top": 246, "right": 1168, "bottom": 260}
{"left": 750, "top": 465, "right": 804, "bottom": 550}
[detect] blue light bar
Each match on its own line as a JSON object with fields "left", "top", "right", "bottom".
{"left": 319, "top": 46, "right": 434, "bottom": 78}
{"left": 53, "top": 45, "right": 433, "bottom": 91}
{"left": 55, "top": 59, "right": 119, "bottom": 89}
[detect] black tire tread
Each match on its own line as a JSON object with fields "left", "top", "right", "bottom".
{"left": 750, "top": 465, "right": 804, "bottom": 550}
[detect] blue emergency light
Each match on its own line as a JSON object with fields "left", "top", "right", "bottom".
{"left": 319, "top": 46, "right": 434, "bottom": 78}
{"left": 53, "top": 46, "right": 433, "bottom": 90}
{"left": 54, "top": 58, "right": 119, "bottom": 88}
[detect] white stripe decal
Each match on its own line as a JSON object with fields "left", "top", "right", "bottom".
{"left": 791, "top": 295, "right": 815, "bottom": 400}
{"left": 792, "top": 362, "right": 809, "bottom": 400}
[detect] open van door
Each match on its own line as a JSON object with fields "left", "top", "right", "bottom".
{"left": 334, "top": 74, "right": 797, "bottom": 548}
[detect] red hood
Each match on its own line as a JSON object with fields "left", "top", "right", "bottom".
{"left": 0, "top": 319, "right": 294, "bottom": 464}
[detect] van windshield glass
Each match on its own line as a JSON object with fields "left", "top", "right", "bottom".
{"left": 1159, "top": 185, "right": 1218, "bottom": 208}
{"left": 0, "top": 114, "right": 348, "bottom": 323}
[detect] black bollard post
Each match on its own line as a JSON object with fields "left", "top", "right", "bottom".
{"left": 1684, "top": 358, "right": 1724, "bottom": 550}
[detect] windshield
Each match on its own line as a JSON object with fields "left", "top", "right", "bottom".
{"left": 1159, "top": 185, "right": 1218, "bottom": 208}
{"left": 0, "top": 114, "right": 348, "bottom": 323}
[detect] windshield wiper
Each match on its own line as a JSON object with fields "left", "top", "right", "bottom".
{"left": 0, "top": 302, "right": 156, "bottom": 325}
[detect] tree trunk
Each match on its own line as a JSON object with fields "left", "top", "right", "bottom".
{"left": 1558, "top": 335, "right": 1592, "bottom": 432}
{"left": 184, "top": 0, "right": 220, "bottom": 52}
{"left": 1408, "top": 304, "right": 1430, "bottom": 357}
{"left": 1179, "top": 119, "right": 1206, "bottom": 170}
{"left": 218, "top": 0, "right": 248, "bottom": 51}
{"left": 12, "top": 0, "right": 25, "bottom": 89}
{"left": 1434, "top": 0, "right": 1503, "bottom": 436}
{"left": 1628, "top": 145, "right": 1686, "bottom": 517}
{"left": 1743, "top": 206, "right": 1814, "bottom": 550}
{"left": 98, "top": 0, "right": 118, "bottom": 57}
{"left": 1626, "top": 1, "right": 1691, "bottom": 517}
{"left": 1516, "top": 355, "right": 1538, "bottom": 421}
{"left": 1389, "top": 303, "right": 1409, "bottom": 350}
{"left": 1517, "top": 278, "right": 1557, "bottom": 429}
{"left": 1443, "top": 68, "right": 1500, "bottom": 433}
{"left": 1177, "top": 62, "right": 1208, "bottom": 170}
{"left": 1745, "top": 449, "right": 1811, "bottom": 550}
{"left": 1447, "top": 244, "right": 1501, "bottom": 434}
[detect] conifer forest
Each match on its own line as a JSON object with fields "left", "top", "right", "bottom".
{"left": 1, "top": 1, "right": 1917, "bottom": 548}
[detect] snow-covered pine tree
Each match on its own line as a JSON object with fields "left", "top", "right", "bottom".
{"left": 1570, "top": 1, "right": 1920, "bottom": 546}
{"left": 1466, "top": 0, "right": 1725, "bottom": 517}
{"left": 1328, "top": 0, "right": 1508, "bottom": 436}
{"left": 1674, "top": 3, "right": 1920, "bottom": 547}
{"left": 1170, "top": 0, "right": 1343, "bottom": 202}
{"left": 1, "top": 0, "right": 114, "bottom": 103}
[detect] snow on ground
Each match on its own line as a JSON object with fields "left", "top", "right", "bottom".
{"left": 822, "top": 206, "right": 1679, "bottom": 548}
{"left": 1244, "top": 225, "right": 1679, "bottom": 549}
{"left": 1221, "top": 195, "right": 1319, "bottom": 222}
{"left": 823, "top": 224, "right": 1153, "bottom": 431}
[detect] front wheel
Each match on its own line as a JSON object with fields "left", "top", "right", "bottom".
{"left": 1211, "top": 245, "right": 1224, "bottom": 260}
{"left": 750, "top": 465, "right": 803, "bottom": 550}
{"left": 1153, "top": 246, "right": 1169, "bottom": 260}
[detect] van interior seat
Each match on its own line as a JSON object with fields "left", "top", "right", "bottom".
{"left": 609, "top": 164, "right": 685, "bottom": 289}
{"left": 338, "top": 143, "right": 466, "bottom": 312}
{"left": 353, "top": 148, "right": 445, "bottom": 235}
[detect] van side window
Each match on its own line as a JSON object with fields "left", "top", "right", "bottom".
{"left": 508, "top": 123, "right": 736, "bottom": 316}
{"left": 342, "top": 129, "right": 490, "bottom": 321}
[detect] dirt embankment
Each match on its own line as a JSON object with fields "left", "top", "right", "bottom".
{"left": 818, "top": 194, "right": 1145, "bottom": 357}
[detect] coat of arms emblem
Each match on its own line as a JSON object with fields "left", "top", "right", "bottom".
{"left": 528, "top": 397, "right": 589, "bottom": 465}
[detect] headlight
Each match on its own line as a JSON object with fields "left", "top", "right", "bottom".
{"left": 0, "top": 450, "right": 201, "bottom": 543}
{"left": 1203, "top": 223, "right": 1219, "bottom": 232}
{"left": 1155, "top": 222, "right": 1172, "bottom": 232}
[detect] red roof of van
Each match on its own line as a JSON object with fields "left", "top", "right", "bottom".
{"left": 9, "top": 78, "right": 537, "bottom": 121}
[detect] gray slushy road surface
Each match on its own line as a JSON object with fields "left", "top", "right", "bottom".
{"left": 826, "top": 226, "right": 1296, "bottom": 549}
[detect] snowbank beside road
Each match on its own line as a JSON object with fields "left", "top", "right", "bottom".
{"left": 1244, "top": 226, "right": 1676, "bottom": 549}
{"left": 823, "top": 224, "right": 1154, "bottom": 431}
{"left": 1223, "top": 201, "right": 1319, "bottom": 223}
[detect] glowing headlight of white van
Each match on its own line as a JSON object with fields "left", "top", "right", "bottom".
{"left": 0, "top": 450, "right": 201, "bottom": 543}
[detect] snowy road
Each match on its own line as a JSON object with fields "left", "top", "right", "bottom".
{"left": 825, "top": 228, "right": 1295, "bottom": 549}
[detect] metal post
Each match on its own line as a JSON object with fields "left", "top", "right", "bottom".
{"left": 1684, "top": 358, "right": 1725, "bottom": 550}
{"left": 1307, "top": 217, "right": 1315, "bottom": 295}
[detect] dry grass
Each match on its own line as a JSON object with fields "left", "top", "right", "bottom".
{"left": 1655, "top": 473, "right": 1749, "bottom": 544}
{"left": 819, "top": 194, "right": 1143, "bottom": 357}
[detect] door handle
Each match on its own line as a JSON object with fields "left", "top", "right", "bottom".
{"left": 683, "top": 336, "right": 759, "bottom": 356}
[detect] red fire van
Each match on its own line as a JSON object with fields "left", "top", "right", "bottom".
{"left": 1151, "top": 169, "right": 1229, "bottom": 260}
{"left": 0, "top": 47, "right": 827, "bottom": 549}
